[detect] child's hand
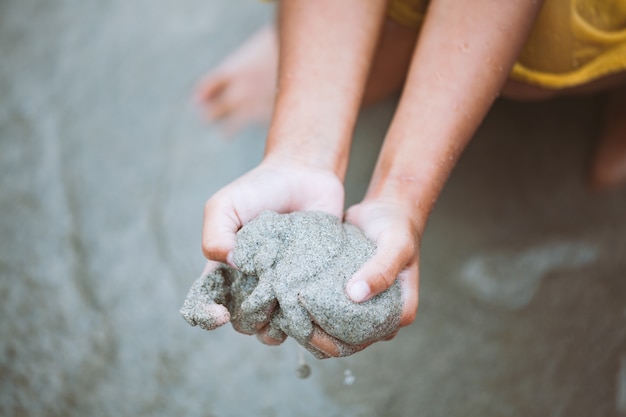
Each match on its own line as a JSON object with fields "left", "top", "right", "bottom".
{"left": 299, "top": 197, "right": 421, "bottom": 358}
{"left": 201, "top": 160, "right": 345, "bottom": 344}
{"left": 202, "top": 160, "right": 345, "bottom": 266}
{"left": 345, "top": 198, "right": 420, "bottom": 328}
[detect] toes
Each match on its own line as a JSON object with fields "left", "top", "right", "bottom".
{"left": 205, "top": 96, "right": 235, "bottom": 121}
{"left": 195, "top": 73, "right": 239, "bottom": 122}
{"left": 195, "top": 72, "right": 229, "bottom": 103}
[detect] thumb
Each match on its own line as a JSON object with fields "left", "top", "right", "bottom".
{"left": 346, "top": 233, "right": 415, "bottom": 303}
{"left": 202, "top": 194, "right": 241, "bottom": 266}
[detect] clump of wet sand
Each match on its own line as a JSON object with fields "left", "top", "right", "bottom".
{"left": 181, "top": 211, "right": 402, "bottom": 358}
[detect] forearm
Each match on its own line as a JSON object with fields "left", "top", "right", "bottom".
{"left": 265, "top": 0, "right": 389, "bottom": 179}
{"left": 367, "top": 0, "right": 543, "bottom": 228}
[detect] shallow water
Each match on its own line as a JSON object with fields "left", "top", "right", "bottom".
{"left": 1, "top": 1, "right": 625, "bottom": 416}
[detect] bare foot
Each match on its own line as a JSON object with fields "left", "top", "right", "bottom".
{"left": 196, "top": 19, "right": 420, "bottom": 134}
{"left": 195, "top": 26, "right": 278, "bottom": 134}
{"left": 589, "top": 85, "right": 626, "bottom": 191}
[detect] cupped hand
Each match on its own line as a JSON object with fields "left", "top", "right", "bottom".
{"left": 302, "top": 197, "right": 422, "bottom": 358}
{"left": 344, "top": 198, "right": 420, "bottom": 327}
{"left": 202, "top": 159, "right": 345, "bottom": 264}
{"left": 201, "top": 158, "right": 345, "bottom": 343}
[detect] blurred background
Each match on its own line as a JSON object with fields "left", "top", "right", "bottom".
{"left": 1, "top": 1, "right": 625, "bottom": 416}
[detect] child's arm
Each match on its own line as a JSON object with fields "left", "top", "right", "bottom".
{"left": 201, "top": 0, "right": 389, "bottom": 348}
{"left": 202, "top": 0, "right": 388, "bottom": 263}
{"left": 265, "top": 0, "right": 389, "bottom": 175}
{"left": 345, "top": 0, "right": 544, "bottom": 325}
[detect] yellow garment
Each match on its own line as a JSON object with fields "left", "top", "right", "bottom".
{"left": 387, "top": 0, "right": 429, "bottom": 29}
{"left": 387, "top": 0, "right": 626, "bottom": 89}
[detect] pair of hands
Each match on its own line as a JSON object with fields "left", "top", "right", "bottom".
{"left": 201, "top": 159, "right": 420, "bottom": 357}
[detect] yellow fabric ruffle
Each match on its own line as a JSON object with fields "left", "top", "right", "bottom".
{"left": 386, "top": 0, "right": 429, "bottom": 29}
{"left": 387, "top": 0, "right": 626, "bottom": 89}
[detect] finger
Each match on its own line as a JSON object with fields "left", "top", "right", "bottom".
{"left": 181, "top": 301, "right": 231, "bottom": 331}
{"left": 232, "top": 289, "right": 276, "bottom": 335}
{"left": 346, "top": 233, "right": 416, "bottom": 303}
{"left": 383, "top": 329, "right": 399, "bottom": 341}
{"left": 200, "top": 304, "right": 230, "bottom": 330}
{"left": 232, "top": 299, "right": 275, "bottom": 335}
{"left": 202, "top": 193, "right": 241, "bottom": 265}
{"left": 256, "top": 324, "right": 287, "bottom": 346}
{"left": 180, "top": 272, "right": 231, "bottom": 330}
{"left": 309, "top": 326, "right": 369, "bottom": 358}
{"left": 303, "top": 342, "right": 331, "bottom": 360}
{"left": 397, "top": 262, "right": 419, "bottom": 327}
{"left": 240, "top": 280, "right": 276, "bottom": 331}
{"left": 309, "top": 326, "right": 340, "bottom": 357}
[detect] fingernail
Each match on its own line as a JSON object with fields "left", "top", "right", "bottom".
{"left": 347, "top": 281, "right": 370, "bottom": 303}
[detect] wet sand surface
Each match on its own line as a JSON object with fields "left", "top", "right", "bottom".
{"left": 1, "top": 1, "right": 625, "bottom": 416}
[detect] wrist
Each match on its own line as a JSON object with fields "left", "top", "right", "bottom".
{"left": 365, "top": 139, "right": 453, "bottom": 234}
{"left": 260, "top": 148, "right": 344, "bottom": 182}
{"left": 264, "top": 115, "right": 353, "bottom": 179}
{"left": 365, "top": 175, "right": 431, "bottom": 231}
{"left": 365, "top": 121, "right": 465, "bottom": 230}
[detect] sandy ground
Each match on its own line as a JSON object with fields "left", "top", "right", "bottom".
{"left": 1, "top": 1, "right": 625, "bottom": 416}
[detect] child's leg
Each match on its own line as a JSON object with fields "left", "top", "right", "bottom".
{"left": 195, "top": 19, "right": 418, "bottom": 132}
{"left": 589, "top": 85, "right": 626, "bottom": 190}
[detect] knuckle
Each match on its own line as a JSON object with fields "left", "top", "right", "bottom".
{"left": 201, "top": 236, "right": 227, "bottom": 262}
{"left": 379, "top": 269, "right": 397, "bottom": 289}
{"left": 369, "top": 262, "right": 399, "bottom": 291}
{"left": 395, "top": 233, "right": 417, "bottom": 260}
